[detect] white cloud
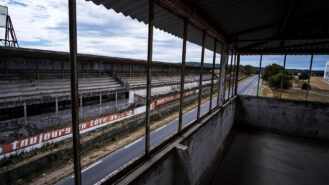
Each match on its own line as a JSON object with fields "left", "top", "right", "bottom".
{"left": 0, "top": 0, "right": 198, "bottom": 63}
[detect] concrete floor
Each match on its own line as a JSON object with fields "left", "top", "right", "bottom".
{"left": 210, "top": 129, "right": 329, "bottom": 185}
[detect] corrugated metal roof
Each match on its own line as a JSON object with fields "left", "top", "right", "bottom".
{"left": 87, "top": 0, "right": 329, "bottom": 54}
{"left": 88, "top": 0, "right": 220, "bottom": 52}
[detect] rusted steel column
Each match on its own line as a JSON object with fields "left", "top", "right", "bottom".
{"left": 305, "top": 54, "right": 313, "bottom": 100}
{"left": 280, "top": 54, "right": 287, "bottom": 98}
{"left": 178, "top": 18, "right": 187, "bottom": 132}
{"left": 145, "top": 0, "right": 154, "bottom": 157}
{"left": 217, "top": 45, "right": 228, "bottom": 107}
{"left": 216, "top": 49, "right": 222, "bottom": 106}
{"left": 256, "top": 54, "right": 263, "bottom": 96}
{"left": 228, "top": 52, "right": 233, "bottom": 99}
{"left": 209, "top": 39, "right": 217, "bottom": 112}
{"left": 231, "top": 53, "right": 237, "bottom": 97}
{"left": 234, "top": 54, "right": 240, "bottom": 95}
{"left": 197, "top": 30, "right": 206, "bottom": 122}
{"left": 68, "top": 0, "right": 82, "bottom": 184}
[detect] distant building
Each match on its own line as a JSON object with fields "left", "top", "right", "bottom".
{"left": 324, "top": 61, "right": 329, "bottom": 84}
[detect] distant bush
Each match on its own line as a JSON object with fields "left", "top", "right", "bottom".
{"left": 299, "top": 72, "right": 309, "bottom": 80}
{"left": 302, "top": 83, "right": 311, "bottom": 90}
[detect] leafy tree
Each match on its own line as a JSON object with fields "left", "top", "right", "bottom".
{"left": 268, "top": 72, "right": 292, "bottom": 89}
{"left": 263, "top": 64, "right": 283, "bottom": 81}
{"left": 298, "top": 72, "right": 309, "bottom": 80}
{"left": 263, "top": 64, "right": 292, "bottom": 89}
{"left": 244, "top": 65, "right": 255, "bottom": 75}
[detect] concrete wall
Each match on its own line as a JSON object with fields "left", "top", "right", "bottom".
{"left": 134, "top": 80, "right": 217, "bottom": 97}
{"left": 236, "top": 95, "right": 329, "bottom": 140}
{"left": 117, "top": 98, "right": 237, "bottom": 185}
{"left": 0, "top": 99, "right": 132, "bottom": 143}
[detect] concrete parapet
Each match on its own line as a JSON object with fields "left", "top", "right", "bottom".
{"left": 236, "top": 95, "right": 329, "bottom": 140}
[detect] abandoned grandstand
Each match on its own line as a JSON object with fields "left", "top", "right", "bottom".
{"left": 0, "top": 0, "right": 328, "bottom": 185}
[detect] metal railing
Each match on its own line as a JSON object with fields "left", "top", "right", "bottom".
{"left": 67, "top": 0, "right": 239, "bottom": 184}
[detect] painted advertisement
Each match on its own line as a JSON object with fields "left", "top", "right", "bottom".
{"left": 0, "top": 89, "right": 197, "bottom": 159}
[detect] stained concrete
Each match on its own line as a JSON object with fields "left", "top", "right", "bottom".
{"left": 117, "top": 98, "right": 237, "bottom": 185}
{"left": 237, "top": 96, "right": 329, "bottom": 140}
{"left": 210, "top": 128, "right": 329, "bottom": 185}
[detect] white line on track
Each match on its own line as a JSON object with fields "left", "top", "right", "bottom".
{"left": 124, "top": 138, "right": 142, "bottom": 149}
{"left": 155, "top": 125, "right": 167, "bottom": 132}
{"left": 82, "top": 160, "right": 102, "bottom": 173}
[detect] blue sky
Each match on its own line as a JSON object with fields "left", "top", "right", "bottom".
{"left": 1, "top": 0, "right": 328, "bottom": 70}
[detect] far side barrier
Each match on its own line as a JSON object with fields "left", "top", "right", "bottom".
{"left": 0, "top": 89, "right": 197, "bottom": 159}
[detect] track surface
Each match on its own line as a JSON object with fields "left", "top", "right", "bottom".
{"left": 56, "top": 75, "right": 259, "bottom": 185}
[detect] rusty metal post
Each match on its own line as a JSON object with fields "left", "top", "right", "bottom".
{"left": 216, "top": 49, "right": 222, "bottom": 106}
{"left": 218, "top": 45, "right": 228, "bottom": 107}
{"left": 256, "top": 54, "right": 263, "bottom": 96}
{"left": 228, "top": 52, "right": 233, "bottom": 99}
{"left": 234, "top": 54, "right": 240, "bottom": 95}
{"left": 231, "top": 53, "right": 237, "bottom": 97}
{"left": 145, "top": 0, "right": 154, "bottom": 157}
{"left": 68, "top": 0, "right": 82, "bottom": 184}
{"left": 209, "top": 39, "right": 217, "bottom": 112}
{"left": 280, "top": 54, "right": 287, "bottom": 99}
{"left": 4, "top": 16, "right": 8, "bottom": 46}
{"left": 197, "top": 30, "right": 206, "bottom": 122}
{"left": 305, "top": 54, "right": 313, "bottom": 100}
{"left": 178, "top": 18, "right": 187, "bottom": 133}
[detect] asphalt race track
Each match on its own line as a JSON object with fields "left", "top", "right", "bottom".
{"left": 56, "top": 75, "right": 259, "bottom": 185}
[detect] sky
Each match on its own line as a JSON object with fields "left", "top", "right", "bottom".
{"left": 0, "top": 0, "right": 328, "bottom": 70}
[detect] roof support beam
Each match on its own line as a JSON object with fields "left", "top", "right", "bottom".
{"left": 278, "top": 0, "right": 295, "bottom": 39}
{"left": 154, "top": 0, "right": 226, "bottom": 43}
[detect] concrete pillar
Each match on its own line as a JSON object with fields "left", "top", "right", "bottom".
{"left": 115, "top": 91, "right": 118, "bottom": 110}
{"left": 55, "top": 97, "right": 58, "bottom": 115}
{"left": 129, "top": 91, "right": 135, "bottom": 104}
{"left": 217, "top": 44, "right": 228, "bottom": 107}
{"left": 23, "top": 102, "right": 27, "bottom": 125}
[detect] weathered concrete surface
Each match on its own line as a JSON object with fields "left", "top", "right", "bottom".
{"left": 210, "top": 128, "right": 329, "bottom": 185}
{"left": 236, "top": 96, "right": 329, "bottom": 140}
{"left": 117, "top": 98, "right": 237, "bottom": 185}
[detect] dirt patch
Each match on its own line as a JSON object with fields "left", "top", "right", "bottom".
{"left": 310, "top": 77, "right": 329, "bottom": 91}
